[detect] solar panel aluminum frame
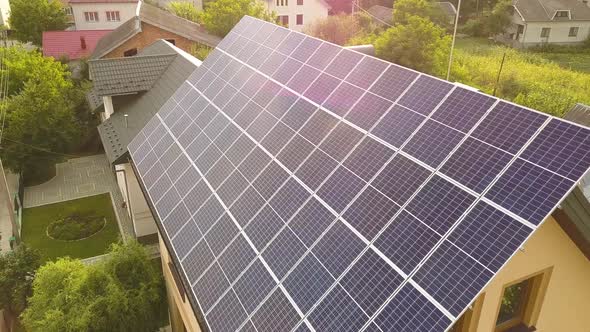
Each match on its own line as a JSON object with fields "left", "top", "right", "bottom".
{"left": 128, "top": 16, "right": 590, "bottom": 332}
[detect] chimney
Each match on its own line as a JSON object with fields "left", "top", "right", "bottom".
{"left": 80, "top": 36, "right": 87, "bottom": 50}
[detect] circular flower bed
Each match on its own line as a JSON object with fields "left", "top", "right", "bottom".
{"left": 46, "top": 213, "right": 106, "bottom": 241}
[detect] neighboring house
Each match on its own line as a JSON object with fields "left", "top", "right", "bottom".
{"left": 59, "top": 0, "right": 76, "bottom": 27}
{"left": 43, "top": 30, "right": 113, "bottom": 60}
{"left": 126, "top": 20, "right": 590, "bottom": 332}
{"left": 90, "top": 2, "right": 220, "bottom": 59}
{"left": 90, "top": 39, "right": 200, "bottom": 243}
{"left": 366, "top": 4, "right": 393, "bottom": 25}
{"left": 70, "top": 0, "right": 140, "bottom": 30}
{"left": 503, "top": 0, "right": 590, "bottom": 47}
{"left": 0, "top": 0, "right": 10, "bottom": 28}
{"left": 265, "top": 0, "right": 331, "bottom": 31}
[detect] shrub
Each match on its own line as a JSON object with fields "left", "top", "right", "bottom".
{"left": 47, "top": 212, "right": 105, "bottom": 240}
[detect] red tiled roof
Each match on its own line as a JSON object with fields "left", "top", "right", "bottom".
{"left": 42, "top": 30, "right": 113, "bottom": 60}
{"left": 69, "top": 0, "right": 138, "bottom": 3}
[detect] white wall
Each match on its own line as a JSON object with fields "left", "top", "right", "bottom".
{"left": 0, "top": 0, "right": 10, "bottom": 27}
{"left": 520, "top": 20, "right": 590, "bottom": 45}
{"left": 266, "top": 0, "right": 329, "bottom": 31}
{"left": 71, "top": 2, "right": 138, "bottom": 30}
{"left": 116, "top": 163, "right": 158, "bottom": 238}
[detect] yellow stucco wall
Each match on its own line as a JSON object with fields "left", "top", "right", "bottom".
{"left": 159, "top": 234, "right": 202, "bottom": 332}
{"left": 472, "top": 216, "right": 590, "bottom": 331}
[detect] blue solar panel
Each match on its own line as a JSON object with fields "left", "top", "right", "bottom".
{"left": 128, "top": 16, "right": 590, "bottom": 332}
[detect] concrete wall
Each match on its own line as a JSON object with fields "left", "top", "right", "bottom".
{"left": 102, "top": 22, "right": 198, "bottom": 58}
{"left": 265, "top": 0, "right": 329, "bottom": 31}
{"left": 461, "top": 216, "right": 590, "bottom": 331}
{"left": 71, "top": 2, "right": 138, "bottom": 30}
{"left": 115, "top": 163, "right": 158, "bottom": 238}
{"left": 159, "top": 234, "right": 202, "bottom": 332}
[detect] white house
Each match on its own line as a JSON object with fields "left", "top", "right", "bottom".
{"left": 265, "top": 0, "right": 331, "bottom": 31}
{"left": 70, "top": 0, "right": 140, "bottom": 30}
{"left": 505, "top": 0, "right": 590, "bottom": 47}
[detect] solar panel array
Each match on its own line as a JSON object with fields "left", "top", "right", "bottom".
{"left": 128, "top": 16, "right": 590, "bottom": 332}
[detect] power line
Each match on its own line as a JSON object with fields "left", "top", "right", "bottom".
{"left": 1, "top": 137, "right": 80, "bottom": 158}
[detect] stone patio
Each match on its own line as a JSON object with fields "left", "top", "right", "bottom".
{"left": 23, "top": 155, "right": 134, "bottom": 239}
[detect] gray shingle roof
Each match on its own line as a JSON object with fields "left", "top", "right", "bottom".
{"left": 89, "top": 53, "right": 177, "bottom": 96}
{"left": 436, "top": 1, "right": 457, "bottom": 18}
{"left": 367, "top": 5, "right": 393, "bottom": 24}
{"left": 514, "top": 0, "right": 590, "bottom": 21}
{"left": 97, "top": 40, "right": 200, "bottom": 164}
{"left": 86, "top": 87, "right": 104, "bottom": 111}
{"left": 91, "top": 2, "right": 220, "bottom": 59}
{"left": 565, "top": 103, "right": 590, "bottom": 126}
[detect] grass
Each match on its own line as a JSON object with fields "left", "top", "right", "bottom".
{"left": 455, "top": 37, "right": 590, "bottom": 74}
{"left": 22, "top": 193, "right": 121, "bottom": 263}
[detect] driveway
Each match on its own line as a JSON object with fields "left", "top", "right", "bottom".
{"left": 23, "top": 155, "right": 134, "bottom": 238}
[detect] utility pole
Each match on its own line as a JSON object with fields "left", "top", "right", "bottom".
{"left": 492, "top": 52, "right": 507, "bottom": 96}
{"left": 446, "top": 0, "right": 462, "bottom": 81}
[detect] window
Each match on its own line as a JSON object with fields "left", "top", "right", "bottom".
{"left": 297, "top": 0, "right": 303, "bottom": 5}
{"left": 296, "top": 14, "right": 303, "bottom": 25}
{"left": 84, "top": 12, "right": 99, "bottom": 22}
{"left": 64, "top": 6, "right": 73, "bottom": 16}
{"left": 495, "top": 269, "right": 551, "bottom": 332}
{"left": 106, "top": 11, "right": 120, "bottom": 22}
{"left": 124, "top": 48, "right": 138, "bottom": 57}
{"left": 278, "top": 15, "right": 289, "bottom": 26}
{"left": 276, "top": 0, "right": 288, "bottom": 5}
{"left": 540, "top": 27, "right": 551, "bottom": 38}
{"left": 569, "top": 26, "right": 579, "bottom": 37}
{"left": 165, "top": 39, "right": 176, "bottom": 45}
{"left": 555, "top": 10, "right": 569, "bottom": 18}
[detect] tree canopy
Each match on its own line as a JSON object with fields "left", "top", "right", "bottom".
{"left": 168, "top": 1, "right": 200, "bottom": 23}
{"left": 392, "top": 0, "right": 450, "bottom": 28}
{"left": 9, "top": 0, "right": 68, "bottom": 45}
{"left": 198, "top": 0, "right": 275, "bottom": 37}
{"left": 0, "top": 245, "right": 41, "bottom": 328}
{"left": 0, "top": 47, "right": 82, "bottom": 176}
{"left": 375, "top": 15, "right": 451, "bottom": 76}
{"left": 22, "top": 241, "right": 166, "bottom": 332}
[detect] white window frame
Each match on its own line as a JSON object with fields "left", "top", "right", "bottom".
{"left": 64, "top": 6, "right": 73, "bottom": 16}
{"left": 552, "top": 10, "right": 570, "bottom": 19}
{"left": 569, "top": 26, "right": 579, "bottom": 37}
{"left": 540, "top": 27, "right": 551, "bottom": 38}
{"left": 106, "top": 11, "right": 120, "bottom": 22}
{"left": 84, "top": 11, "right": 99, "bottom": 22}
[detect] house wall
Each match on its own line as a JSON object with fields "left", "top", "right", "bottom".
{"left": 520, "top": 20, "right": 590, "bottom": 46}
{"left": 102, "top": 22, "right": 198, "bottom": 59}
{"left": 116, "top": 163, "right": 158, "bottom": 238}
{"left": 71, "top": 2, "right": 138, "bottom": 30}
{"left": 159, "top": 234, "right": 202, "bottom": 332}
{"left": 266, "top": 0, "right": 329, "bottom": 31}
{"left": 464, "top": 216, "right": 590, "bottom": 331}
{"left": 0, "top": 0, "right": 10, "bottom": 27}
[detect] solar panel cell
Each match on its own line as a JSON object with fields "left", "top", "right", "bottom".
{"left": 521, "top": 119, "right": 590, "bottom": 181}
{"left": 193, "top": 196, "right": 225, "bottom": 234}
{"left": 281, "top": 99, "right": 317, "bottom": 131}
{"left": 374, "top": 210, "right": 441, "bottom": 274}
{"left": 246, "top": 111, "right": 278, "bottom": 141}
{"left": 345, "top": 92, "right": 393, "bottom": 130}
{"left": 252, "top": 162, "right": 290, "bottom": 199}
{"left": 238, "top": 147, "right": 272, "bottom": 182}
{"left": 319, "top": 122, "right": 364, "bottom": 161}
{"left": 402, "top": 120, "right": 465, "bottom": 168}
{"left": 299, "top": 110, "right": 339, "bottom": 145}
{"left": 306, "top": 42, "right": 340, "bottom": 70}
{"left": 406, "top": 176, "right": 475, "bottom": 235}
{"left": 486, "top": 158, "right": 574, "bottom": 224}
{"left": 318, "top": 166, "right": 366, "bottom": 213}
{"left": 325, "top": 48, "right": 363, "bottom": 79}
{"left": 218, "top": 235, "right": 257, "bottom": 282}
{"left": 413, "top": 240, "right": 494, "bottom": 316}
{"left": 344, "top": 137, "right": 395, "bottom": 182}
{"left": 370, "top": 64, "right": 418, "bottom": 102}
{"left": 323, "top": 82, "right": 364, "bottom": 117}
{"left": 233, "top": 259, "right": 276, "bottom": 313}
{"left": 230, "top": 186, "right": 266, "bottom": 227}
{"left": 471, "top": 101, "right": 547, "bottom": 154}
{"left": 287, "top": 65, "right": 321, "bottom": 94}
{"left": 262, "top": 227, "right": 307, "bottom": 279}
{"left": 206, "top": 291, "right": 248, "bottom": 332}
{"left": 252, "top": 289, "right": 301, "bottom": 332}
{"left": 260, "top": 121, "right": 296, "bottom": 155}
{"left": 182, "top": 239, "right": 215, "bottom": 283}
{"left": 312, "top": 221, "right": 366, "bottom": 277}
{"left": 372, "top": 154, "right": 432, "bottom": 205}
{"left": 343, "top": 187, "right": 400, "bottom": 240}
{"left": 205, "top": 213, "right": 239, "bottom": 256}
{"left": 341, "top": 249, "right": 404, "bottom": 316}
{"left": 308, "top": 285, "right": 370, "bottom": 332}
{"left": 431, "top": 88, "right": 496, "bottom": 133}
{"left": 284, "top": 253, "right": 335, "bottom": 313}
{"left": 245, "top": 205, "right": 285, "bottom": 251}
{"left": 303, "top": 73, "right": 342, "bottom": 105}
{"left": 289, "top": 197, "right": 337, "bottom": 247}
{"left": 375, "top": 283, "right": 451, "bottom": 332}
{"left": 277, "top": 135, "right": 315, "bottom": 172}
{"left": 346, "top": 56, "right": 388, "bottom": 89}
{"left": 172, "top": 219, "right": 202, "bottom": 259}
{"left": 295, "top": 149, "right": 338, "bottom": 190}
{"left": 268, "top": 178, "right": 310, "bottom": 220}
{"left": 440, "top": 137, "right": 513, "bottom": 193}
{"left": 398, "top": 75, "right": 453, "bottom": 116}
{"left": 291, "top": 37, "right": 322, "bottom": 62}
{"left": 193, "top": 263, "right": 230, "bottom": 313}
{"left": 276, "top": 32, "right": 305, "bottom": 56}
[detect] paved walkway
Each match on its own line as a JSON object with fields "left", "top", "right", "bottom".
{"left": 23, "top": 155, "right": 134, "bottom": 239}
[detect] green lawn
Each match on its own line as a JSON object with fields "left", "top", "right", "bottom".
{"left": 455, "top": 37, "right": 590, "bottom": 73}
{"left": 22, "top": 193, "right": 121, "bottom": 263}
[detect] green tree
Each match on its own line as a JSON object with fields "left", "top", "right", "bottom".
{"left": 9, "top": 0, "right": 68, "bottom": 45}
{"left": 375, "top": 15, "right": 451, "bottom": 76}
{"left": 0, "top": 48, "right": 81, "bottom": 176}
{"left": 392, "top": 0, "right": 449, "bottom": 27}
{"left": 0, "top": 245, "right": 41, "bottom": 330}
{"left": 22, "top": 241, "right": 165, "bottom": 332}
{"left": 305, "top": 13, "right": 381, "bottom": 46}
{"left": 198, "top": 0, "right": 275, "bottom": 37}
{"left": 168, "top": 1, "right": 200, "bottom": 22}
